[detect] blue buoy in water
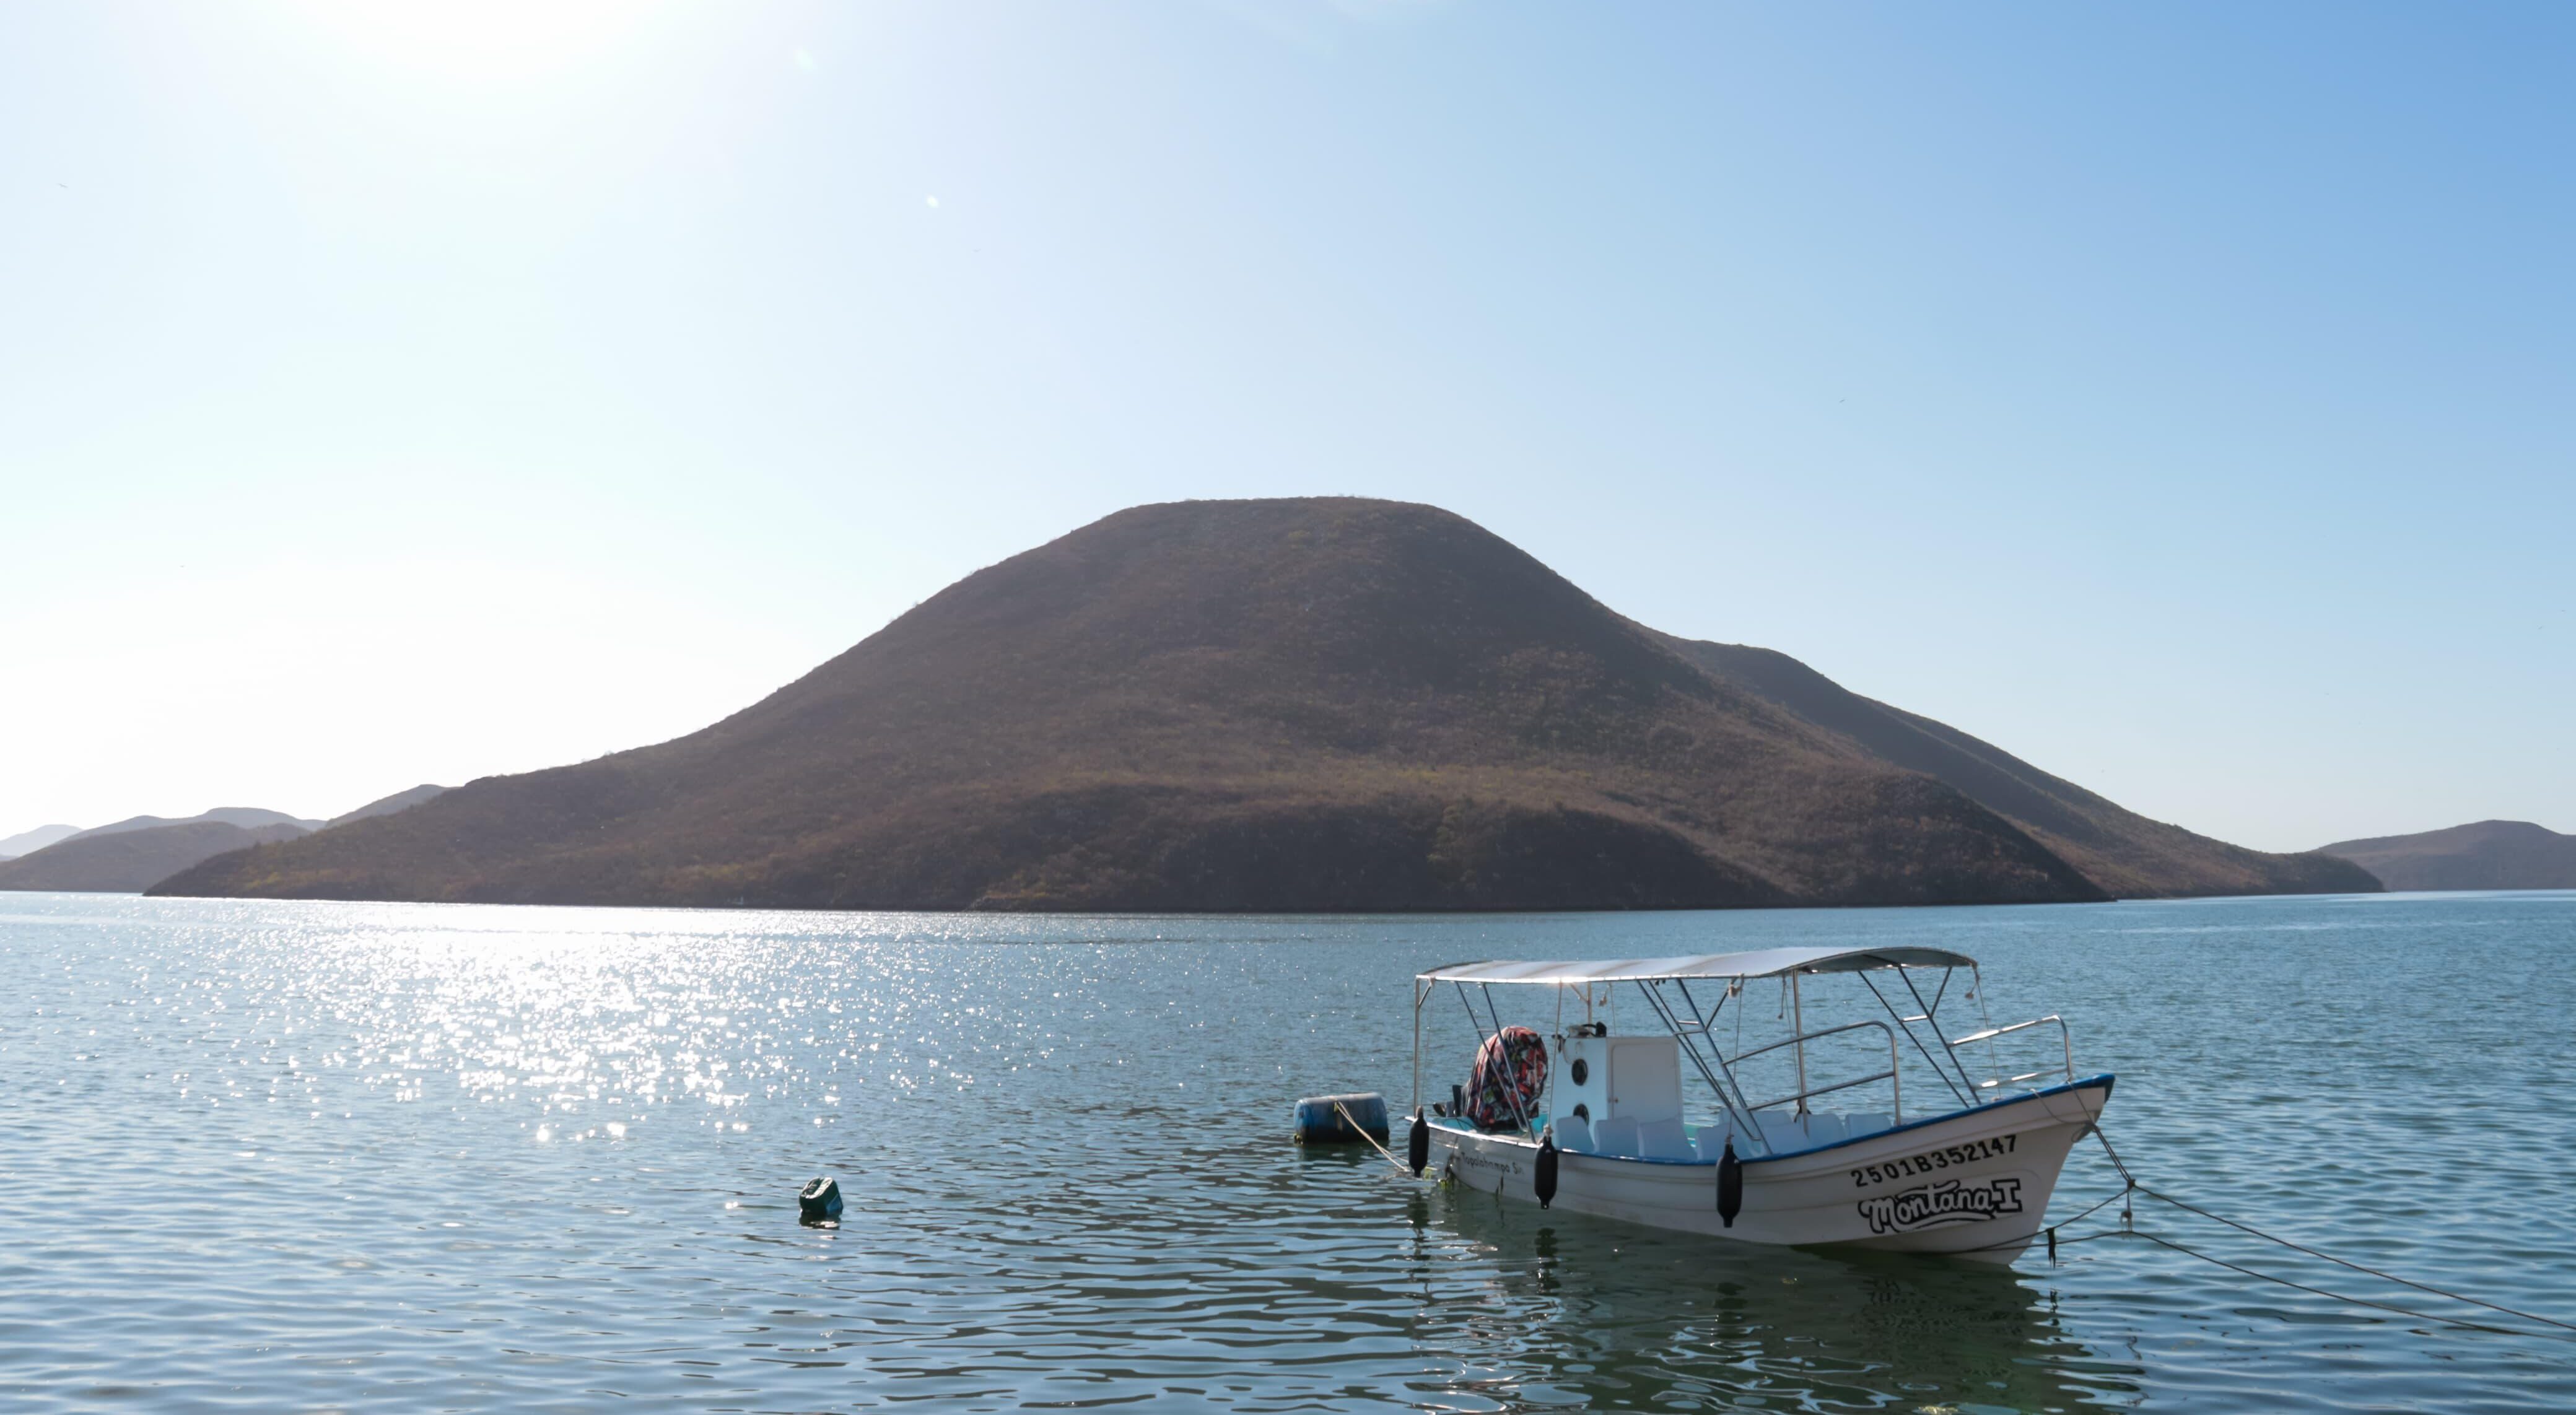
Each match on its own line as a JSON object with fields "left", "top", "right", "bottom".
{"left": 1292, "top": 1092, "right": 1390, "bottom": 1144}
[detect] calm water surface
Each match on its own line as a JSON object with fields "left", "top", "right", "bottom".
{"left": 2, "top": 891, "right": 2571, "bottom": 1412}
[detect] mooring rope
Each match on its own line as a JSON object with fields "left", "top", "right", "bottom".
{"left": 2034, "top": 1125, "right": 2576, "bottom": 1341}
{"left": 1335, "top": 1100, "right": 1412, "bottom": 1175}
{"left": 2117, "top": 1229, "right": 2564, "bottom": 1340}
{"left": 2126, "top": 1181, "right": 2576, "bottom": 1333}
{"left": 1946, "top": 1185, "right": 2131, "bottom": 1257}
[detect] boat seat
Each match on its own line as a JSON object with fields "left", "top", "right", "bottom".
{"left": 1552, "top": 1115, "right": 1594, "bottom": 1154}
{"left": 1692, "top": 1121, "right": 1736, "bottom": 1162}
{"left": 1757, "top": 1112, "right": 1807, "bottom": 1154}
{"left": 1800, "top": 1113, "right": 1848, "bottom": 1147}
{"left": 1593, "top": 1115, "right": 1641, "bottom": 1158}
{"left": 1843, "top": 1112, "right": 1890, "bottom": 1139}
{"left": 1637, "top": 1117, "right": 1693, "bottom": 1160}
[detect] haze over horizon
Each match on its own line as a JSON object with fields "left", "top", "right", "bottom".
{"left": 6, "top": 2, "right": 2570, "bottom": 852}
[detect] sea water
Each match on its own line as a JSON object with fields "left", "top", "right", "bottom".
{"left": 0, "top": 890, "right": 2569, "bottom": 1412}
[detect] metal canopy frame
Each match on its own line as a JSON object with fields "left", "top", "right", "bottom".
{"left": 1410, "top": 947, "right": 2072, "bottom": 1159}
{"left": 1417, "top": 945, "right": 1978, "bottom": 988}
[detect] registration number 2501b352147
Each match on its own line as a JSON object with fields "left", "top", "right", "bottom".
{"left": 1849, "top": 1132, "right": 2015, "bottom": 1188}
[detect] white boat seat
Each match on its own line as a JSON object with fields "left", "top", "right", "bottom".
{"left": 1800, "top": 1113, "right": 1848, "bottom": 1147}
{"left": 1843, "top": 1112, "right": 1890, "bottom": 1139}
{"left": 1757, "top": 1112, "right": 1807, "bottom": 1154}
{"left": 1552, "top": 1115, "right": 1594, "bottom": 1154}
{"left": 1593, "top": 1115, "right": 1641, "bottom": 1158}
{"left": 1637, "top": 1117, "right": 1693, "bottom": 1160}
{"left": 1692, "top": 1121, "right": 1736, "bottom": 1162}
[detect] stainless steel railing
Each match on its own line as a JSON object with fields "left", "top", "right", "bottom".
{"left": 1949, "top": 1014, "right": 2074, "bottom": 1092}
{"left": 1726, "top": 1019, "right": 1902, "bottom": 1121}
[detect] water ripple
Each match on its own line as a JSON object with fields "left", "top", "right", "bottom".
{"left": 0, "top": 892, "right": 2570, "bottom": 1411}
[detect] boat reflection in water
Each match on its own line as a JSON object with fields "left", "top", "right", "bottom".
{"left": 1406, "top": 1180, "right": 2142, "bottom": 1413}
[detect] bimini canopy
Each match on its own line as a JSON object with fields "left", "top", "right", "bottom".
{"left": 1418, "top": 945, "right": 1975, "bottom": 986}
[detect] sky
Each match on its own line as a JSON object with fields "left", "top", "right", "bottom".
{"left": 4, "top": 1, "right": 2570, "bottom": 852}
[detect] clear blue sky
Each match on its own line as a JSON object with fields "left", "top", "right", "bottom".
{"left": 5, "top": 2, "right": 2569, "bottom": 851}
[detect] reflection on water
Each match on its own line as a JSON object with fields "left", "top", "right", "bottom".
{"left": 0, "top": 892, "right": 2570, "bottom": 1412}
{"left": 1416, "top": 1177, "right": 2134, "bottom": 1412}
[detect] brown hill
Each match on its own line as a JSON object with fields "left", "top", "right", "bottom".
{"left": 326, "top": 784, "right": 450, "bottom": 828}
{"left": 155, "top": 499, "right": 2110, "bottom": 910}
{"left": 66, "top": 807, "right": 321, "bottom": 840}
{"left": 1655, "top": 640, "right": 2378, "bottom": 899}
{"left": 1, "top": 820, "right": 310, "bottom": 893}
{"left": 2318, "top": 821, "right": 2576, "bottom": 891}
{"left": 151, "top": 498, "right": 2364, "bottom": 911}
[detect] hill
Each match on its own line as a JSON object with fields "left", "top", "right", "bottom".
{"left": 0, "top": 821, "right": 312, "bottom": 893}
{"left": 67, "top": 807, "right": 321, "bottom": 842}
{"left": 0, "top": 824, "right": 81, "bottom": 861}
{"left": 2317, "top": 821, "right": 2576, "bottom": 891}
{"left": 1656, "top": 640, "right": 2378, "bottom": 898}
{"left": 153, "top": 499, "right": 2365, "bottom": 911}
{"left": 327, "top": 784, "right": 449, "bottom": 828}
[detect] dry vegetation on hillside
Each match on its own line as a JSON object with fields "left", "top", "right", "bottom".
{"left": 157, "top": 499, "right": 2367, "bottom": 910}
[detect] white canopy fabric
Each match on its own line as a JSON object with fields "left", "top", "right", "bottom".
{"left": 1418, "top": 945, "right": 1975, "bottom": 986}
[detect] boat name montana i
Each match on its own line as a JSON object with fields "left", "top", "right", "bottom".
{"left": 1405, "top": 946, "right": 2112, "bottom": 1262}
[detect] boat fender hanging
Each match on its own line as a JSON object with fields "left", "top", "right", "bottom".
{"left": 799, "top": 1175, "right": 844, "bottom": 1224}
{"left": 1407, "top": 1110, "right": 1430, "bottom": 1176}
{"left": 1535, "top": 1134, "right": 1559, "bottom": 1209}
{"left": 1717, "top": 1143, "right": 1742, "bottom": 1228}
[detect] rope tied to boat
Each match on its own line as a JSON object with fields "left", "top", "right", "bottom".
{"left": 2120, "top": 1182, "right": 2576, "bottom": 1336}
{"left": 2082, "top": 1122, "right": 2139, "bottom": 1228}
{"left": 2020, "top": 1123, "right": 2576, "bottom": 1342}
{"left": 1335, "top": 1100, "right": 1412, "bottom": 1175}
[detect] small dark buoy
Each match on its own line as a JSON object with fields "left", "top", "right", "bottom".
{"left": 799, "top": 1175, "right": 844, "bottom": 1224}
{"left": 2046, "top": 1226, "right": 2058, "bottom": 1258}
{"left": 1534, "top": 1134, "right": 1559, "bottom": 1209}
{"left": 1717, "top": 1142, "right": 1742, "bottom": 1228}
{"left": 1407, "top": 1109, "right": 1430, "bottom": 1176}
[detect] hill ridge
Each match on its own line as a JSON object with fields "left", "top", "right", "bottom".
{"left": 69, "top": 807, "right": 321, "bottom": 842}
{"left": 154, "top": 497, "right": 2365, "bottom": 910}
{"left": 1654, "top": 637, "right": 2375, "bottom": 898}
{"left": 2318, "top": 819, "right": 2575, "bottom": 891}
{"left": 1, "top": 821, "right": 312, "bottom": 894}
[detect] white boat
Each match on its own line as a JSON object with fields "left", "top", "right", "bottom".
{"left": 1404, "top": 946, "right": 2112, "bottom": 1263}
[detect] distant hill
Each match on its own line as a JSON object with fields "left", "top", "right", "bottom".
{"left": 327, "top": 784, "right": 449, "bottom": 828}
{"left": 1657, "top": 640, "right": 2377, "bottom": 899}
{"left": 154, "top": 499, "right": 2371, "bottom": 912}
{"left": 68, "top": 808, "right": 322, "bottom": 842}
{"left": 0, "top": 821, "right": 312, "bottom": 893}
{"left": 2317, "top": 821, "right": 2576, "bottom": 892}
{"left": 0, "top": 824, "right": 81, "bottom": 861}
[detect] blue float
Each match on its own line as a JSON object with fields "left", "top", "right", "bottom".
{"left": 1292, "top": 1092, "right": 1389, "bottom": 1145}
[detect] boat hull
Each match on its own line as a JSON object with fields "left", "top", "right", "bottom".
{"left": 1428, "top": 1076, "right": 2112, "bottom": 1262}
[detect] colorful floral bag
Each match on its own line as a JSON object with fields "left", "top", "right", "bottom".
{"left": 1465, "top": 1025, "right": 1548, "bottom": 1132}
